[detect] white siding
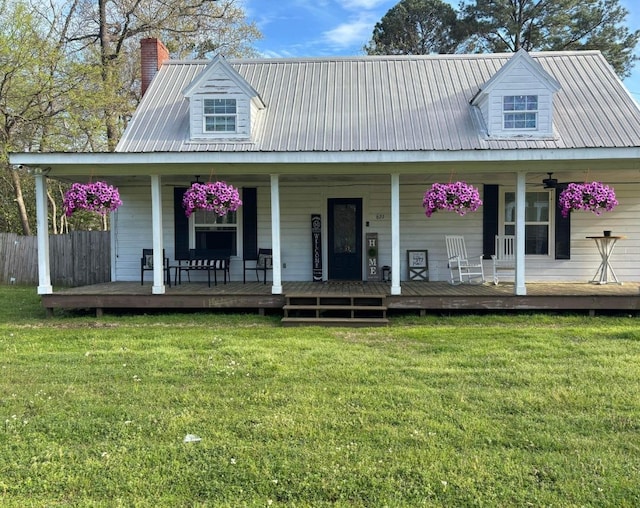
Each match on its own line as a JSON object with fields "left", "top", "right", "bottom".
{"left": 112, "top": 184, "right": 175, "bottom": 282}
{"left": 523, "top": 183, "right": 640, "bottom": 282}
{"left": 401, "top": 176, "right": 485, "bottom": 282}
{"left": 113, "top": 178, "right": 640, "bottom": 284}
{"left": 249, "top": 100, "right": 263, "bottom": 142}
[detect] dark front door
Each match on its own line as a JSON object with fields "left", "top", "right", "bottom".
{"left": 328, "top": 198, "right": 362, "bottom": 280}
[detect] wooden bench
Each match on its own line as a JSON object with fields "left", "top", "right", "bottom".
{"left": 175, "top": 249, "right": 231, "bottom": 287}
{"left": 491, "top": 235, "right": 515, "bottom": 285}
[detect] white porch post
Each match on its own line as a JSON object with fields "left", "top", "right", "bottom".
{"left": 515, "top": 171, "right": 527, "bottom": 295}
{"left": 35, "top": 173, "right": 53, "bottom": 294}
{"left": 270, "top": 174, "right": 283, "bottom": 294}
{"left": 390, "top": 173, "right": 401, "bottom": 295}
{"left": 150, "top": 175, "right": 165, "bottom": 295}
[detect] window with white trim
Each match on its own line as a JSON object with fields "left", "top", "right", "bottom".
{"left": 203, "top": 98, "right": 237, "bottom": 133}
{"left": 192, "top": 209, "right": 238, "bottom": 255}
{"left": 502, "top": 190, "right": 552, "bottom": 255}
{"left": 503, "top": 95, "right": 538, "bottom": 130}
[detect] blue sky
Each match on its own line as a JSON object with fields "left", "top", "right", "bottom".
{"left": 242, "top": 0, "right": 640, "bottom": 104}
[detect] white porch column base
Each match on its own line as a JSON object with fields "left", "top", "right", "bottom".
{"left": 270, "top": 174, "right": 283, "bottom": 295}
{"left": 35, "top": 174, "right": 53, "bottom": 294}
{"left": 151, "top": 175, "right": 165, "bottom": 295}
{"left": 390, "top": 173, "right": 401, "bottom": 295}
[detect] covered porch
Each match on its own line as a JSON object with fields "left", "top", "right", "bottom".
{"left": 41, "top": 281, "right": 640, "bottom": 323}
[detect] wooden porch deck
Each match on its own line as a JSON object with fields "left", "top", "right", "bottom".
{"left": 41, "top": 280, "right": 640, "bottom": 318}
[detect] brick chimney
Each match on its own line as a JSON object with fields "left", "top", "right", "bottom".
{"left": 140, "top": 38, "right": 169, "bottom": 96}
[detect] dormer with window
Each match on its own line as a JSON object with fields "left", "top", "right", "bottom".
{"left": 183, "top": 55, "right": 265, "bottom": 142}
{"left": 470, "top": 49, "right": 561, "bottom": 139}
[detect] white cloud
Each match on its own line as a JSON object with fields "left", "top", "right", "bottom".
{"left": 259, "top": 47, "right": 306, "bottom": 58}
{"left": 322, "top": 16, "right": 375, "bottom": 48}
{"left": 321, "top": 1, "right": 393, "bottom": 49}
{"left": 338, "top": 0, "right": 389, "bottom": 10}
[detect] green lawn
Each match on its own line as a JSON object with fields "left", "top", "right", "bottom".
{"left": 1, "top": 286, "right": 639, "bottom": 507}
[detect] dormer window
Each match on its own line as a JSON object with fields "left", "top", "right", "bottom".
{"left": 204, "top": 99, "right": 237, "bottom": 133}
{"left": 503, "top": 95, "right": 538, "bottom": 130}
{"left": 183, "top": 55, "right": 265, "bottom": 142}
{"left": 470, "top": 50, "right": 560, "bottom": 139}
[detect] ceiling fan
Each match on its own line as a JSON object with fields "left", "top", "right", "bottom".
{"left": 536, "top": 172, "right": 635, "bottom": 190}
{"left": 542, "top": 172, "right": 558, "bottom": 189}
{"left": 538, "top": 172, "right": 576, "bottom": 189}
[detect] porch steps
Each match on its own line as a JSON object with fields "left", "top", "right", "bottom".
{"left": 282, "top": 295, "right": 388, "bottom": 326}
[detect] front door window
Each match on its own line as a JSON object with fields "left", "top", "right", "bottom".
{"left": 333, "top": 204, "right": 356, "bottom": 254}
{"left": 328, "top": 198, "right": 362, "bottom": 280}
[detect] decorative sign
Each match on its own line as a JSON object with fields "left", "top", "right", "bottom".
{"left": 366, "top": 233, "right": 379, "bottom": 281}
{"left": 407, "top": 250, "right": 428, "bottom": 281}
{"left": 311, "top": 214, "right": 322, "bottom": 281}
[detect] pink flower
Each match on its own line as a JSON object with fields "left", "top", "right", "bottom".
{"left": 422, "top": 182, "right": 482, "bottom": 217}
{"left": 63, "top": 181, "right": 122, "bottom": 216}
{"left": 182, "top": 181, "right": 242, "bottom": 217}
{"left": 558, "top": 182, "right": 617, "bottom": 218}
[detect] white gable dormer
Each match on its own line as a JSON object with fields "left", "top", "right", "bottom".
{"left": 183, "top": 55, "right": 265, "bottom": 142}
{"left": 470, "top": 49, "right": 561, "bottom": 139}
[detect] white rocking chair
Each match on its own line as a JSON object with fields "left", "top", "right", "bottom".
{"left": 491, "top": 235, "right": 515, "bottom": 285}
{"left": 445, "top": 235, "right": 485, "bottom": 285}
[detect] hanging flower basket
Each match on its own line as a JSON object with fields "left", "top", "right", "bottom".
{"left": 63, "top": 181, "right": 122, "bottom": 217}
{"left": 182, "top": 181, "right": 242, "bottom": 217}
{"left": 422, "top": 181, "right": 482, "bottom": 217}
{"left": 558, "top": 182, "right": 618, "bottom": 218}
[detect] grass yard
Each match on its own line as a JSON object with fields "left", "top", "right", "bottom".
{"left": 1, "top": 286, "right": 639, "bottom": 507}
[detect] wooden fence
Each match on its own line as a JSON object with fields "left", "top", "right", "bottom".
{"left": 0, "top": 231, "right": 110, "bottom": 287}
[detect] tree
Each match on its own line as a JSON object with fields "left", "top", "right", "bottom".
{"left": 1, "top": 0, "right": 261, "bottom": 234}
{"left": 0, "top": 0, "right": 76, "bottom": 235}
{"left": 365, "top": 0, "right": 463, "bottom": 55}
{"left": 459, "top": 0, "right": 639, "bottom": 77}
{"left": 59, "top": 0, "right": 262, "bottom": 151}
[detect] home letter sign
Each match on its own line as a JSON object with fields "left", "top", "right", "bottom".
{"left": 366, "top": 233, "right": 379, "bottom": 281}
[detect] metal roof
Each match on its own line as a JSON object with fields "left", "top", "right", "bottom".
{"left": 116, "top": 51, "right": 640, "bottom": 154}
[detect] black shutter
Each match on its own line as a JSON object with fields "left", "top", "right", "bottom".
{"left": 483, "top": 184, "right": 499, "bottom": 259}
{"left": 174, "top": 187, "right": 189, "bottom": 260}
{"left": 555, "top": 184, "right": 571, "bottom": 259}
{"left": 242, "top": 187, "right": 258, "bottom": 260}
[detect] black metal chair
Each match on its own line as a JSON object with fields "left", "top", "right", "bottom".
{"left": 140, "top": 249, "right": 170, "bottom": 286}
{"left": 243, "top": 248, "right": 272, "bottom": 284}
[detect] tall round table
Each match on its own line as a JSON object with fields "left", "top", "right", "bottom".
{"left": 585, "top": 235, "right": 625, "bottom": 284}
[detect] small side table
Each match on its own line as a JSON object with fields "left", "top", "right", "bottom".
{"left": 585, "top": 235, "right": 625, "bottom": 284}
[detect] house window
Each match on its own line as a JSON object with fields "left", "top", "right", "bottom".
{"left": 503, "top": 95, "right": 537, "bottom": 130}
{"left": 193, "top": 209, "right": 238, "bottom": 255}
{"left": 503, "top": 190, "right": 551, "bottom": 255}
{"left": 203, "top": 98, "right": 236, "bottom": 133}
